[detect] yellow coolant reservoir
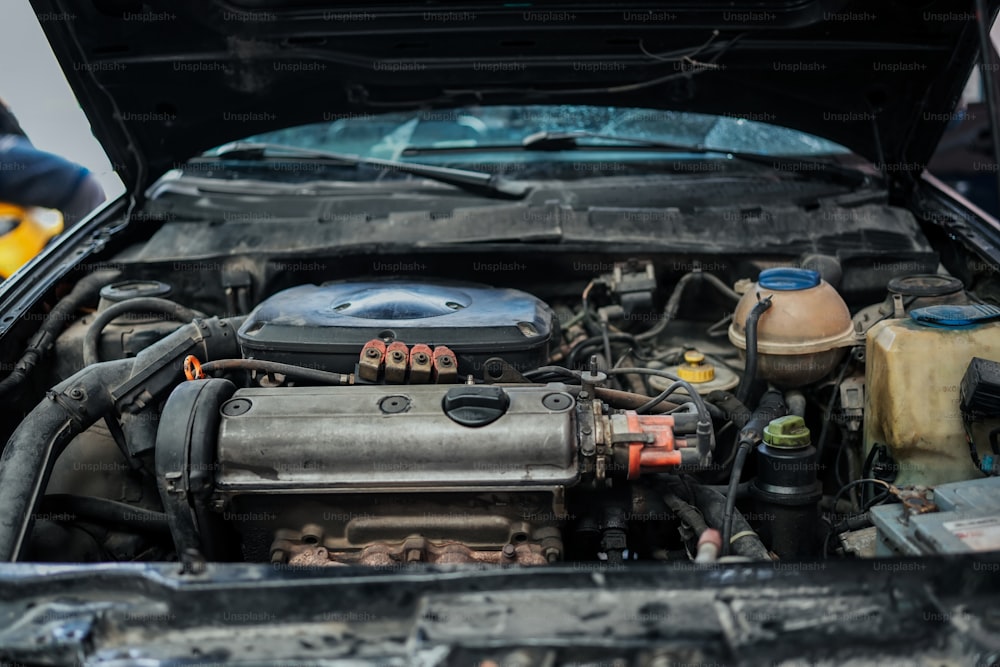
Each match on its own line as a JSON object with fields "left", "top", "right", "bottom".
{"left": 864, "top": 304, "right": 1000, "bottom": 487}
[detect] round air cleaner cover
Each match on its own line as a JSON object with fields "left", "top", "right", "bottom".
{"left": 237, "top": 279, "right": 556, "bottom": 377}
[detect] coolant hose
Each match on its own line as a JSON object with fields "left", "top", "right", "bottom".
{"left": 83, "top": 297, "right": 199, "bottom": 366}
{"left": 722, "top": 440, "right": 754, "bottom": 555}
{"left": 0, "top": 270, "right": 119, "bottom": 397}
{"left": 735, "top": 296, "right": 773, "bottom": 405}
{"left": 636, "top": 271, "right": 740, "bottom": 342}
{"left": 721, "top": 389, "right": 787, "bottom": 556}
{"left": 0, "top": 316, "right": 243, "bottom": 561}
{"left": 687, "top": 484, "right": 770, "bottom": 560}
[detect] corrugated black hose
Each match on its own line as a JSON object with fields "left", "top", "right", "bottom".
{"left": 0, "top": 315, "right": 244, "bottom": 561}
{"left": 0, "top": 270, "right": 118, "bottom": 397}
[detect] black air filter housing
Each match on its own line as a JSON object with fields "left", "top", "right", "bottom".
{"left": 238, "top": 279, "right": 556, "bottom": 378}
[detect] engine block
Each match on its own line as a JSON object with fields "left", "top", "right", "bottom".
{"left": 156, "top": 379, "right": 698, "bottom": 565}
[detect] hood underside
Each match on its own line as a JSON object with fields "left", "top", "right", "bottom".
{"left": 30, "top": 0, "right": 1000, "bottom": 189}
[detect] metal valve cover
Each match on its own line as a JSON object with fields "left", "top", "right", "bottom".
{"left": 215, "top": 383, "right": 580, "bottom": 492}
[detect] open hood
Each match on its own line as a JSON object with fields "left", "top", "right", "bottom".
{"left": 30, "top": 0, "right": 1000, "bottom": 190}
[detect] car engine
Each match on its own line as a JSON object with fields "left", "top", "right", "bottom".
{"left": 5, "top": 248, "right": 1000, "bottom": 567}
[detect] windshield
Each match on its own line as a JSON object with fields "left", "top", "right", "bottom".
{"left": 207, "top": 105, "right": 849, "bottom": 162}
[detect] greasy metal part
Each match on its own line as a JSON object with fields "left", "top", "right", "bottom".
{"left": 384, "top": 341, "right": 409, "bottom": 383}
{"left": 579, "top": 364, "right": 606, "bottom": 399}
{"left": 892, "top": 293, "right": 906, "bottom": 318}
{"left": 215, "top": 384, "right": 579, "bottom": 490}
{"left": 287, "top": 541, "right": 550, "bottom": 566}
{"left": 408, "top": 343, "right": 433, "bottom": 383}
{"left": 838, "top": 525, "right": 878, "bottom": 558}
{"left": 432, "top": 345, "right": 458, "bottom": 383}
{"left": 481, "top": 356, "right": 529, "bottom": 383}
{"left": 252, "top": 491, "right": 564, "bottom": 564}
{"left": 358, "top": 339, "right": 385, "bottom": 382}
{"left": 158, "top": 377, "right": 701, "bottom": 564}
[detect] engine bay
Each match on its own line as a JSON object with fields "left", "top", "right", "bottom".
{"left": 4, "top": 197, "right": 1000, "bottom": 568}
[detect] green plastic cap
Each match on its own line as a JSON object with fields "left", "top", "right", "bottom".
{"left": 763, "top": 415, "right": 811, "bottom": 448}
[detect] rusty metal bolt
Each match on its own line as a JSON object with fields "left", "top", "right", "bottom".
{"left": 439, "top": 356, "right": 453, "bottom": 366}
{"left": 391, "top": 351, "right": 405, "bottom": 361}
{"left": 415, "top": 353, "right": 428, "bottom": 364}
{"left": 365, "top": 348, "right": 380, "bottom": 358}
{"left": 502, "top": 543, "right": 516, "bottom": 559}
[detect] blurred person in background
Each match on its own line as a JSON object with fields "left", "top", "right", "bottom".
{"left": 0, "top": 98, "right": 105, "bottom": 224}
{"left": 0, "top": 97, "right": 104, "bottom": 277}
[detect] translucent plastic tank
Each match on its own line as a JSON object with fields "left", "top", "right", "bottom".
{"left": 864, "top": 305, "right": 1000, "bottom": 487}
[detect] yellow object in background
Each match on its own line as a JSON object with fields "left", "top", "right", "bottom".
{"left": 0, "top": 202, "right": 63, "bottom": 278}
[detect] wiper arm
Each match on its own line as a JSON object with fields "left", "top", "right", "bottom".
{"left": 521, "top": 131, "right": 870, "bottom": 186}
{"left": 404, "top": 131, "right": 871, "bottom": 187}
{"left": 192, "top": 141, "right": 530, "bottom": 200}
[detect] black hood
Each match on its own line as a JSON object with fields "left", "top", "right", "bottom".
{"left": 31, "top": 0, "right": 999, "bottom": 189}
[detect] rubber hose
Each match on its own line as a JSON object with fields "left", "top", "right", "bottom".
{"left": 83, "top": 297, "right": 199, "bottom": 366}
{"left": 688, "top": 483, "right": 770, "bottom": 560}
{"left": 721, "top": 389, "right": 787, "bottom": 556}
{"left": 722, "top": 440, "right": 753, "bottom": 556}
{"left": 636, "top": 272, "right": 740, "bottom": 342}
{"left": 592, "top": 387, "right": 681, "bottom": 413}
{"left": 566, "top": 333, "right": 639, "bottom": 370}
{"left": 0, "top": 270, "right": 118, "bottom": 396}
{"left": 201, "top": 359, "right": 352, "bottom": 385}
{"left": 0, "top": 316, "right": 243, "bottom": 561}
{"left": 735, "top": 296, "right": 773, "bottom": 405}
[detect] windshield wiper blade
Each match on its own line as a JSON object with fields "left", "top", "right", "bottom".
{"left": 405, "top": 131, "right": 871, "bottom": 187}
{"left": 192, "top": 141, "right": 530, "bottom": 200}
{"left": 524, "top": 131, "right": 871, "bottom": 186}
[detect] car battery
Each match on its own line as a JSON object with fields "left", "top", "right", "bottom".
{"left": 870, "top": 476, "right": 1000, "bottom": 556}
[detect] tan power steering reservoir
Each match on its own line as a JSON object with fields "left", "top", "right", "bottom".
{"left": 864, "top": 304, "right": 1000, "bottom": 486}
{"left": 728, "top": 268, "right": 856, "bottom": 387}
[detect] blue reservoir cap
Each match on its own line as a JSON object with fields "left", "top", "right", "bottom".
{"left": 758, "top": 268, "right": 821, "bottom": 291}
{"left": 910, "top": 304, "right": 1000, "bottom": 328}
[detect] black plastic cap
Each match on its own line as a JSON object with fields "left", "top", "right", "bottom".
{"left": 442, "top": 385, "right": 510, "bottom": 427}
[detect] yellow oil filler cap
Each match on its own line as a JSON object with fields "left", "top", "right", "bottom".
{"left": 676, "top": 350, "right": 715, "bottom": 383}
